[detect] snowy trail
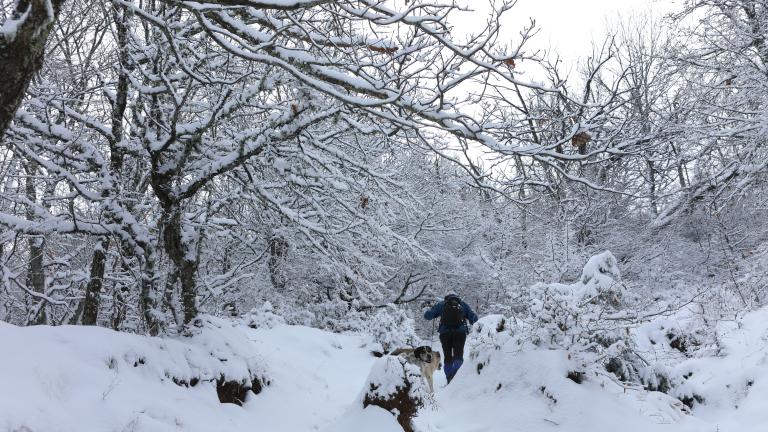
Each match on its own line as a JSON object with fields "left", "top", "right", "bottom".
{"left": 2, "top": 308, "right": 768, "bottom": 431}
{"left": 270, "top": 328, "right": 702, "bottom": 432}
{"left": 243, "top": 325, "right": 378, "bottom": 431}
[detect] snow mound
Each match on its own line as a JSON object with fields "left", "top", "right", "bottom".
{"left": 362, "top": 354, "right": 430, "bottom": 402}
{"left": 670, "top": 307, "right": 768, "bottom": 432}
{"left": 3, "top": 288, "right": 767, "bottom": 432}
{"left": 0, "top": 317, "right": 377, "bottom": 432}
{"left": 360, "top": 354, "right": 431, "bottom": 432}
{"left": 414, "top": 312, "right": 707, "bottom": 432}
{"left": 321, "top": 405, "right": 403, "bottom": 432}
{"left": 0, "top": 316, "right": 268, "bottom": 431}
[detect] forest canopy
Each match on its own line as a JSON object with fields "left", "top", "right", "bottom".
{"left": 0, "top": 0, "right": 766, "bottom": 337}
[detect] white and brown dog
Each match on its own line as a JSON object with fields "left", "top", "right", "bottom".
{"left": 390, "top": 346, "right": 442, "bottom": 393}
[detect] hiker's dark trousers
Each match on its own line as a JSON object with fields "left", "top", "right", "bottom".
{"left": 440, "top": 329, "right": 467, "bottom": 367}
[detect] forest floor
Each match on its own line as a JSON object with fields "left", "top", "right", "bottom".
{"left": 1, "top": 307, "right": 767, "bottom": 432}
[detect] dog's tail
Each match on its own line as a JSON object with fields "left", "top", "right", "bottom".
{"left": 371, "top": 348, "right": 413, "bottom": 357}
{"left": 371, "top": 348, "right": 408, "bottom": 357}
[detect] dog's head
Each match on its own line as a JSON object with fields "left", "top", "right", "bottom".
{"left": 413, "top": 346, "right": 434, "bottom": 364}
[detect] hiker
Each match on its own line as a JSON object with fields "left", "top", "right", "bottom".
{"left": 423, "top": 292, "right": 478, "bottom": 383}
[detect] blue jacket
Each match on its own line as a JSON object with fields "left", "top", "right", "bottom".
{"left": 424, "top": 296, "right": 479, "bottom": 335}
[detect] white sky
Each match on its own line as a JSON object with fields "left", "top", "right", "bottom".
{"left": 504, "top": 0, "right": 678, "bottom": 55}
{"left": 450, "top": 0, "right": 681, "bottom": 75}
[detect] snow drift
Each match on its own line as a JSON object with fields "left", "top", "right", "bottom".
{"left": 0, "top": 315, "right": 377, "bottom": 432}
{"left": 0, "top": 316, "right": 269, "bottom": 431}
{"left": 2, "top": 251, "right": 768, "bottom": 432}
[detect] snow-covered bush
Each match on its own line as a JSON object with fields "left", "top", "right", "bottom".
{"left": 361, "top": 355, "right": 429, "bottom": 432}
{"left": 528, "top": 251, "right": 627, "bottom": 348}
{"left": 302, "top": 297, "right": 367, "bottom": 333}
{"left": 242, "top": 302, "right": 286, "bottom": 330}
{"left": 359, "top": 306, "right": 421, "bottom": 353}
{"left": 465, "top": 314, "right": 516, "bottom": 386}
{"left": 466, "top": 314, "right": 513, "bottom": 359}
{"left": 664, "top": 307, "right": 768, "bottom": 413}
{"left": 518, "top": 250, "right": 726, "bottom": 408}
{"left": 173, "top": 315, "right": 271, "bottom": 405}
{"left": 296, "top": 300, "right": 420, "bottom": 352}
{"left": 521, "top": 251, "right": 666, "bottom": 389}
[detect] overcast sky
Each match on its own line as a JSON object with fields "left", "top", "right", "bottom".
{"left": 450, "top": 0, "right": 681, "bottom": 76}
{"left": 506, "top": 0, "right": 678, "bottom": 55}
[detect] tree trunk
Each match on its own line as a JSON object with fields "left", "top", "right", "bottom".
{"left": 668, "top": 143, "right": 687, "bottom": 189}
{"left": 24, "top": 160, "right": 46, "bottom": 324}
{"left": 111, "top": 285, "right": 126, "bottom": 331}
{"left": 648, "top": 159, "right": 658, "bottom": 216}
{"left": 514, "top": 155, "right": 528, "bottom": 251}
{"left": 140, "top": 249, "right": 163, "bottom": 335}
{"left": 26, "top": 236, "right": 46, "bottom": 324}
{"left": 162, "top": 209, "right": 199, "bottom": 325}
{"left": 163, "top": 268, "right": 183, "bottom": 327}
{"left": 0, "top": 0, "right": 66, "bottom": 137}
{"left": 80, "top": 3, "right": 127, "bottom": 328}
{"left": 81, "top": 237, "right": 110, "bottom": 325}
{"left": 268, "top": 233, "right": 288, "bottom": 291}
{"left": 110, "top": 258, "right": 129, "bottom": 331}
{"left": 110, "top": 1, "right": 129, "bottom": 170}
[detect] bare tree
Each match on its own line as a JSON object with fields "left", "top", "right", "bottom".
{"left": 0, "top": 0, "right": 67, "bottom": 136}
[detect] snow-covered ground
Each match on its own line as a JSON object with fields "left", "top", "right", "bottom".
{"left": 673, "top": 309, "right": 768, "bottom": 432}
{"left": 1, "top": 307, "right": 767, "bottom": 432}
{"left": 0, "top": 317, "right": 379, "bottom": 432}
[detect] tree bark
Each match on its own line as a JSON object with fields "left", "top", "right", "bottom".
{"left": 81, "top": 237, "right": 110, "bottom": 325}
{"left": 670, "top": 143, "right": 687, "bottom": 189}
{"left": 648, "top": 159, "right": 658, "bottom": 217}
{"left": 24, "top": 160, "right": 46, "bottom": 324}
{"left": 268, "top": 233, "right": 288, "bottom": 291}
{"left": 140, "top": 249, "right": 163, "bottom": 335}
{"left": 162, "top": 209, "right": 199, "bottom": 325}
{"left": 0, "top": 0, "right": 66, "bottom": 137}
{"left": 110, "top": 258, "right": 129, "bottom": 331}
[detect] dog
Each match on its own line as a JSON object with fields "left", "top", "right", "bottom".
{"left": 390, "top": 345, "right": 442, "bottom": 393}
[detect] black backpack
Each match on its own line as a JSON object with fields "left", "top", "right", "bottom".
{"left": 441, "top": 296, "right": 466, "bottom": 328}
